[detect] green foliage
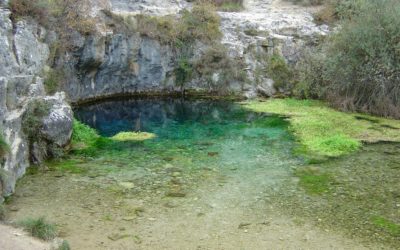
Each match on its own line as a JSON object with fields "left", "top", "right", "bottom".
{"left": 295, "top": 167, "right": 332, "bottom": 194}
{"left": 72, "top": 119, "right": 99, "bottom": 146}
{"left": 243, "top": 98, "right": 400, "bottom": 159}
{"left": 372, "top": 216, "right": 400, "bottom": 236}
{"left": 22, "top": 99, "right": 50, "bottom": 143}
{"left": 297, "top": 0, "right": 400, "bottom": 118}
{"left": 293, "top": 49, "right": 326, "bottom": 99}
{"left": 0, "top": 133, "right": 10, "bottom": 159}
{"left": 194, "top": 43, "right": 247, "bottom": 91}
{"left": 175, "top": 57, "right": 193, "bottom": 89}
{"left": 19, "top": 217, "right": 57, "bottom": 241}
{"left": 44, "top": 68, "right": 65, "bottom": 95}
{"left": 267, "top": 54, "right": 293, "bottom": 90}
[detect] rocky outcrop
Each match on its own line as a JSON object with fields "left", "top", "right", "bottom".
{"left": 0, "top": 8, "right": 73, "bottom": 199}
{"left": 61, "top": 0, "right": 328, "bottom": 103}
{"left": 65, "top": 32, "right": 178, "bottom": 103}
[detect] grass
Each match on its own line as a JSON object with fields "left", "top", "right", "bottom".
{"left": 19, "top": 217, "right": 57, "bottom": 240}
{"left": 372, "top": 216, "right": 400, "bottom": 237}
{"left": 58, "top": 240, "right": 71, "bottom": 250}
{"left": 243, "top": 98, "right": 400, "bottom": 159}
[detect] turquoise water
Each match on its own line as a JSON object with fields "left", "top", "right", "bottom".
{"left": 73, "top": 98, "right": 296, "bottom": 174}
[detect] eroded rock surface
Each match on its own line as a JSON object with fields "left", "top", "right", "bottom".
{"left": 0, "top": 8, "right": 72, "bottom": 198}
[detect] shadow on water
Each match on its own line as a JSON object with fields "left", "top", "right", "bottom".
{"left": 74, "top": 97, "right": 289, "bottom": 138}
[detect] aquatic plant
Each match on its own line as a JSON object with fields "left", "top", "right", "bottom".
{"left": 372, "top": 216, "right": 400, "bottom": 237}
{"left": 71, "top": 119, "right": 99, "bottom": 146}
{"left": 111, "top": 132, "right": 156, "bottom": 142}
{"left": 243, "top": 98, "right": 400, "bottom": 159}
{"left": 295, "top": 167, "right": 333, "bottom": 194}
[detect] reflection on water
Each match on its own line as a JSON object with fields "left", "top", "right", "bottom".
{"left": 74, "top": 98, "right": 276, "bottom": 138}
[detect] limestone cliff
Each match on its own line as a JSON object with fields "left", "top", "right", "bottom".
{"left": 0, "top": 6, "right": 73, "bottom": 200}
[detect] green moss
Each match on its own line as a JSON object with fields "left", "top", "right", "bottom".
{"left": 243, "top": 98, "right": 400, "bottom": 159}
{"left": 19, "top": 217, "right": 57, "bottom": 241}
{"left": 372, "top": 216, "right": 400, "bottom": 236}
{"left": 111, "top": 132, "right": 156, "bottom": 142}
{"left": 295, "top": 167, "right": 332, "bottom": 195}
{"left": 72, "top": 119, "right": 99, "bottom": 146}
{"left": 48, "top": 159, "right": 88, "bottom": 174}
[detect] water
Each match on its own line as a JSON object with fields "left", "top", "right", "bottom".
{"left": 6, "top": 98, "right": 304, "bottom": 249}
{"left": 74, "top": 98, "right": 296, "bottom": 174}
{"left": 6, "top": 98, "right": 397, "bottom": 249}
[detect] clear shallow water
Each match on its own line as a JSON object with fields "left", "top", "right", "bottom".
{"left": 7, "top": 98, "right": 397, "bottom": 249}
{"left": 74, "top": 98, "right": 296, "bottom": 173}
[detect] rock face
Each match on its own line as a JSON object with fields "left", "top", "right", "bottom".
{"left": 61, "top": 0, "right": 328, "bottom": 103}
{"left": 0, "top": 8, "right": 73, "bottom": 199}
{"left": 65, "top": 33, "right": 178, "bottom": 103}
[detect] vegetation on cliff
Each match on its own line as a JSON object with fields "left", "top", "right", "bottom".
{"left": 0, "top": 133, "right": 9, "bottom": 159}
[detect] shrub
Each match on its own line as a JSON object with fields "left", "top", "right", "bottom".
{"left": 21, "top": 99, "right": 52, "bottom": 162}
{"left": 179, "top": 2, "right": 222, "bottom": 43}
{"left": 19, "top": 217, "right": 57, "bottom": 241}
{"left": 0, "top": 133, "right": 10, "bottom": 159}
{"left": 135, "top": 2, "right": 221, "bottom": 45}
{"left": 44, "top": 68, "right": 65, "bottom": 95}
{"left": 194, "top": 43, "right": 247, "bottom": 91}
{"left": 267, "top": 54, "right": 293, "bottom": 91}
{"left": 175, "top": 57, "right": 193, "bottom": 90}
{"left": 297, "top": 0, "right": 400, "bottom": 118}
{"left": 9, "top": 0, "right": 95, "bottom": 35}
{"left": 22, "top": 99, "right": 50, "bottom": 143}
{"left": 136, "top": 14, "right": 179, "bottom": 44}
